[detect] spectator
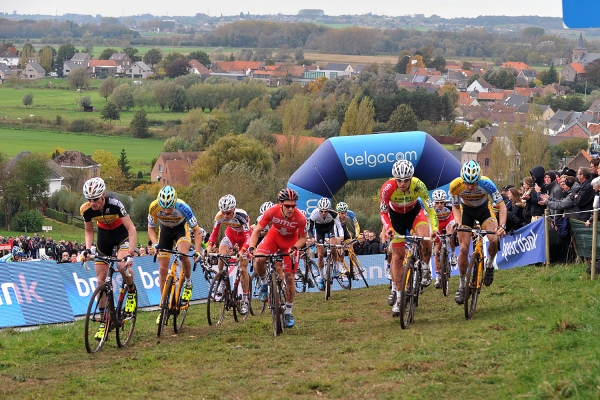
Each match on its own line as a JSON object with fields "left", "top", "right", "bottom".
{"left": 353, "top": 233, "right": 368, "bottom": 255}
{"left": 590, "top": 157, "right": 599, "bottom": 179}
{"left": 501, "top": 185, "right": 514, "bottom": 212}
{"left": 59, "top": 251, "right": 71, "bottom": 264}
{"left": 543, "top": 176, "right": 577, "bottom": 240}
{"left": 584, "top": 176, "right": 600, "bottom": 228}
{"left": 139, "top": 247, "right": 147, "bottom": 256}
{"left": 366, "top": 231, "right": 383, "bottom": 254}
{"left": 574, "top": 167, "right": 595, "bottom": 222}
{"left": 530, "top": 165, "right": 546, "bottom": 192}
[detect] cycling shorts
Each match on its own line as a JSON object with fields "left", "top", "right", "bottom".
{"left": 256, "top": 233, "right": 299, "bottom": 273}
{"left": 459, "top": 202, "right": 496, "bottom": 230}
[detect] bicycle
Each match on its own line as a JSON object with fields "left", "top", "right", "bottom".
{"left": 393, "top": 235, "right": 430, "bottom": 329}
{"left": 155, "top": 248, "right": 198, "bottom": 337}
{"left": 206, "top": 253, "right": 247, "bottom": 326}
{"left": 457, "top": 225, "right": 497, "bottom": 320}
{"left": 316, "top": 241, "right": 347, "bottom": 300}
{"left": 435, "top": 232, "right": 454, "bottom": 297}
{"left": 295, "top": 245, "right": 318, "bottom": 292}
{"left": 340, "top": 239, "right": 369, "bottom": 289}
{"left": 252, "top": 253, "right": 289, "bottom": 337}
{"left": 83, "top": 254, "right": 137, "bottom": 353}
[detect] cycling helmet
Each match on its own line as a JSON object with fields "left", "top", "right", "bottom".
{"left": 259, "top": 201, "right": 274, "bottom": 214}
{"left": 432, "top": 190, "right": 447, "bottom": 202}
{"left": 461, "top": 160, "right": 481, "bottom": 184}
{"left": 391, "top": 160, "right": 414, "bottom": 179}
{"left": 336, "top": 202, "right": 349, "bottom": 212}
{"left": 317, "top": 197, "right": 331, "bottom": 211}
{"left": 11, "top": 246, "right": 20, "bottom": 255}
{"left": 83, "top": 177, "right": 106, "bottom": 199}
{"left": 218, "top": 194, "right": 236, "bottom": 212}
{"left": 277, "top": 188, "right": 299, "bottom": 202}
{"left": 158, "top": 185, "right": 177, "bottom": 209}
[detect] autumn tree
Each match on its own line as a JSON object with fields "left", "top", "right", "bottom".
{"left": 99, "top": 48, "right": 118, "bottom": 60}
{"left": 341, "top": 96, "right": 375, "bottom": 135}
{"left": 101, "top": 102, "right": 120, "bottom": 124}
{"left": 281, "top": 94, "right": 310, "bottom": 159}
{"left": 22, "top": 93, "right": 34, "bottom": 108}
{"left": 406, "top": 55, "right": 426, "bottom": 73}
{"left": 98, "top": 76, "right": 117, "bottom": 101}
{"left": 92, "top": 150, "right": 128, "bottom": 192}
{"left": 19, "top": 43, "right": 35, "bottom": 68}
{"left": 387, "top": 104, "right": 418, "bottom": 132}
{"left": 67, "top": 67, "right": 90, "bottom": 90}
{"left": 143, "top": 48, "right": 162, "bottom": 69}
{"left": 38, "top": 45, "right": 55, "bottom": 72}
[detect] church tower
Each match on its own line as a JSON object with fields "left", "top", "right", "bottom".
{"left": 573, "top": 33, "right": 586, "bottom": 63}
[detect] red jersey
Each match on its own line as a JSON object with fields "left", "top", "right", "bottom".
{"left": 259, "top": 206, "right": 306, "bottom": 239}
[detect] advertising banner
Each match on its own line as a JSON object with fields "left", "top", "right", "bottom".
{"left": 497, "top": 218, "right": 546, "bottom": 269}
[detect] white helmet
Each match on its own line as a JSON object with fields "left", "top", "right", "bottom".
{"left": 432, "top": 190, "right": 447, "bottom": 202}
{"left": 392, "top": 160, "right": 414, "bottom": 179}
{"left": 83, "top": 177, "right": 106, "bottom": 199}
{"left": 259, "top": 201, "right": 274, "bottom": 214}
{"left": 317, "top": 197, "right": 331, "bottom": 211}
{"left": 218, "top": 194, "right": 236, "bottom": 212}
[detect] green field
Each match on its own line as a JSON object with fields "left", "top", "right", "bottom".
{"left": 1, "top": 263, "right": 599, "bottom": 398}
{"left": 0, "top": 127, "right": 163, "bottom": 173}
{"left": 69, "top": 45, "right": 242, "bottom": 57}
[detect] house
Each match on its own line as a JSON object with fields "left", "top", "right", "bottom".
{"left": 446, "top": 71, "right": 469, "bottom": 91}
{"left": 501, "top": 61, "right": 530, "bottom": 72}
{"left": 461, "top": 142, "right": 484, "bottom": 163}
{"left": 515, "top": 103, "right": 554, "bottom": 121}
{"left": 556, "top": 120, "right": 593, "bottom": 139}
{"left": 0, "top": 50, "right": 19, "bottom": 68}
{"left": 87, "top": 60, "right": 118, "bottom": 78}
{"left": 127, "top": 61, "right": 153, "bottom": 79}
{"left": 46, "top": 161, "right": 72, "bottom": 194}
{"left": 71, "top": 53, "right": 91, "bottom": 66}
{"left": 475, "top": 92, "right": 505, "bottom": 103}
{"left": 0, "top": 63, "right": 12, "bottom": 84}
{"left": 567, "top": 149, "right": 592, "bottom": 171}
{"left": 210, "top": 61, "right": 263, "bottom": 74}
{"left": 108, "top": 53, "right": 132, "bottom": 75}
{"left": 467, "top": 78, "right": 494, "bottom": 93}
{"left": 478, "top": 136, "right": 521, "bottom": 180}
{"left": 516, "top": 69, "right": 537, "bottom": 86}
{"left": 502, "top": 94, "right": 530, "bottom": 109}
{"left": 151, "top": 150, "right": 201, "bottom": 186}
{"left": 52, "top": 151, "right": 101, "bottom": 191}
{"left": 324, "top": 63, "right": 354, "bottom": 73}
{"left": 572, "top": 33, "right": 600, "bottom": 66}
{"left": 188, "top": 60, "right": 210, "bottom": 76}
{"left": 22, "top": 62, "right": 45, "bottom": 79}
{"left": 541, "top": 83, "right": 566, "bottom": 97}
{"left": 62, "top": 61, "right": 80, "bottom": 77}
{"left": 560, "top": 63, "right": 585, "bottom": 86}
{"left": 469, "top": 126, "right": 498, "bottom": 144}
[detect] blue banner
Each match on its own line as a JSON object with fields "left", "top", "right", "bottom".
{"left": 497, "top": 218, "right": 546, "bottom": 269}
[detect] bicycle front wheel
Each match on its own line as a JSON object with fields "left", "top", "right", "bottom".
{"left": 325, "top": 258, "right": 332, "bottom": 300}
{"left": 207, "top": 273, "right": 227, "bottom": 326}
{"left": 308, "top": 259, "right": 322, "bottom": 291}
{"left": 116, "top": 285, "right": 137, "bottom": 347}
{"left": 350, "top": 254, "right": 369, "bottom": 288}
{"left": 249, "top": 272, "right": 266, "bottom": 316}
{"left": 157, "top": 276, "right": 173, "bottom": 337}
{"left": 269, "top": 271, "right": 284, "bottom": 337}
{"left": 174, "top": 277, "right": 188, "bottom": 334}
{"left": 337, "top": 259, "right": 352, "bottom": 290}
{"left": 465, "top": 253, "right": 481, "bottom": 320}
{"left": 84, "top": 284, "right": 111, "bottom": 354}
{"left": 399, "top": 258, "right": 415, "bottom": 329}
{"left": 440, "top": 246, "right": 450, "bottom": 297}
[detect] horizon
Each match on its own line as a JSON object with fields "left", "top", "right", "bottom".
{"left": 1, "top": 0, "right": 562, "bottom": 20}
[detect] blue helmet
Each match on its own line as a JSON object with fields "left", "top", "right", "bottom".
{"left": 158, "top": 185, "right": 177, "bottom": 209}
{"left": 461, "top": 161, "right": 481, "bottom": 184}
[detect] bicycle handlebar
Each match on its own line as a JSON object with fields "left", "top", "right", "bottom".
{"left": 456, "top": 227, "right": 498, "bottom": 235}
{"left": 391, "top": 235, "right": 431, "bottom": 241}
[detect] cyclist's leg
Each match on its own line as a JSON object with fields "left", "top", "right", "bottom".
{"left": 254, "top": 232, "right": 278, "bottom": 301}
{"left": 412, "top": 210, "right": 432, "bottom": 286}
{"left": 482, "top": 212, "right": 499, "bottom": 286}
{"left": 281, "top": 239, "right": 298, "bottom": 328}
{"left": 93, "top": 261, "right": 109, "bottom": 309}
{"left": 175, "top": 224, "right": 192, "bottom": 279}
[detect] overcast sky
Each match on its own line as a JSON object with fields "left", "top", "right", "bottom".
{"left": 2, "top": 0, "right": 563, "bottom": 19}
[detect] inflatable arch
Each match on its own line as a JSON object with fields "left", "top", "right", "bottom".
{"left": 287, "top": 131, "right": 462, "bottom": 212}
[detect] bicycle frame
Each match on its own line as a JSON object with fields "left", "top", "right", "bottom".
{"left": 253, "top": 253, "right": 289, "bottom": 337}
{"left": 206, "top": 253, "right": 245, "bottom": 325}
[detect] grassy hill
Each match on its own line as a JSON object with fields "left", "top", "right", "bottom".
{"left": 0, "top": 262, "right": 598, "bottom": 398}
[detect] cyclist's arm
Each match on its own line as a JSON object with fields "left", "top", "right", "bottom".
{"left": 191, "top": 225, "right": 202, "bottom": 253}
{"left": 121, "top": 215, "right": 137, "bottom": 255}
{"left": 333, "top": 216, "right": 344, "bottom": 239}
{"left": 248, "top": 221, "right": 266, "bottom": 250}
{"left": 452, "top": 204, "right": 462, "bottom": 226}
{"left": 293, "top": 231, "right": 308, "bottom": 250}
{"left": 84, "top": 220, "right": 95, "bottom": 251}
{"left": 307, "top": 217, "right": 316, "bottom": 239}
{"left": 147, "top": 212, "right": 159, "bottom": 245}
{"left": 207, "top": 219, "right": 221, "bottom": 247}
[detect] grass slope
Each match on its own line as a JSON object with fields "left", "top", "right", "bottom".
{"left": 1, "top": 263, "right": 599, "bottom": 398}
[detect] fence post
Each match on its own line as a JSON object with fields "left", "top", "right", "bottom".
{"left": 544, "top": 209, "right": 550, "bottom": 267}
{"left": 592, "top": 203, "right": 598, "bottom": 280}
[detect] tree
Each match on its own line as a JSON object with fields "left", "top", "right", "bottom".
{"left": 153, "top": 81, "right": 174, "bottom": 112}
{"left": 101, "top": 102, "right": 120, "bottom": 124}
{"left": 78, "top": 96, "right": 91, "bottom": 108}
{"left": 341, "top": 96, "right": 375, "bottom": 135}
{"left": 99, "top": 48, "right": 118, "bottom": 60}
{"left": 430, "top": 55, "right": 447, "bottom": 72}
{"left": 130, "top": 109, "right": 149, "bottom": 138}
{"left": 143, "top": 48, "right": 162, "bottom": 69}
{"left": 281, "top": 95, "right": 310, "bottom": 158}
{"left": 56, "top": 43, "right": 77, "bottom": 67}
{"left": 169, "top": 84, "right": 187, "bottom": 112}
{"left": 67, "top": 67, "right": 90, "bottom": 90}
{"left": 122, "top": 46, "right": 141, "bottom": 62}
{"left": 110, "top": 83, "right": 131, "bottom": 110}
{"left": 39, "top": 45, "right": 55, "bottom": 72}
{"left": 19, "top": 43, "right": 35, "bottom": 68}
{"left": 92, "top": 150, "right": 128, "bottom": 192}
{"left": 22, "top": 93, "right": 34, "bottom": 108}
{"left": 387, "top": 104, "right": 418, "bottom": 132}
{"left": 406, "top": 55, "right": 426, "bottom": 73}
{"left": 166, "top": 58, "right": 190, "bottom": 78}
{"left": 118, "top": 149, "right": 132, "bottom": 179}
{"left": 6, "top": 152, "right": 50, "bottom": 213}
{"left": 540, "top": 63, "right": 559, "bottom": 85}
{"left": 98, "top": 76, "right": 117, "bottom": 101}
{"left": 188, "top": 50, "right": 210, "bottom": 67}
{"left": 585, "top": 59, "right": 600, "bottom": 88}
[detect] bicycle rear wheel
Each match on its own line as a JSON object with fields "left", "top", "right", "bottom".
{"left": 295, "top": 261, "right": 308, "bottom": 292}
{"left": 337, "top": 259, "right": 351, "bottom": 290}
{"left": 207, "top": 272, "right": 227, "bottom": 326}
{"left": 440, "top": 246, "right": 450, "bottom": 297}
{"left": 84, "top": 284, "right": 111, "bottom": 354}
{"left": 464, "top": 253, "right": 481, "bottom": 320}
{"left": 174, "top": 278, "right": 188, "bottom": 333}
{"left": 325, "top": 257, "right": 332, "bottom": 300}
{"left": 399, "top": 258, "right": 415, "bottom": 329}
{"left": 116, "top": 285, "right": 137, "bottom": 347}
{"left": 308, "top": 259, "right": 322, "bottom": 291}
{"left": 249, "top": 271, "right": 266, "bottom": 316}
{"left": 350, "top": 254, "right": 369, "bottom": 288}
{"left": 269, "top": 271, "right": 284, "bottom": 336}
{"left": 157, "top": 276, "right": 173, "bottom": 337}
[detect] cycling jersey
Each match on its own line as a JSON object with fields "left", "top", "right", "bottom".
{"left": 380, "top": 178, "right": 439, "bottom": 232}
{"left": 449, "top": 176, "right": 503, "bottom": 208}
{"left": 307, "top": 209, "right": 344, "bottom": 239}
{"left": 80, "top": 192, "right": 130, "bottom": 257}
{"left": 435, "top": 203, "right": 456, "bottom": 232}
{"left": 338, "top": 209, "right": 360, "bottom": 237}
{"left": 147, "top": 199, "right": 199, "bottom": 229}
{"left": 209, "top": 209, "right": 251, "bottom": 250}
{"left": 0, "top": 254, "right": 14, "bottom": 263}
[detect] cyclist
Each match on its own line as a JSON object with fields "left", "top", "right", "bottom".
{"left": 430, "top": 189, "right": 457, "bottom": 289}
{"left": 148, "top": 185, "right": 204, "bottom": 323}
{"left": 307, "top": 197, "right": 344, "bottom": 290}
{"left": 336, "top": 202, "right": 361, "bottom": 241}
{"left": 254, "top": 201, "right": 275, "bottom": 246}
{"left": 380, "top": 160, "right": 438, "bottom": 317}
{"left": 248, "top": 188, "right": 307, "bottom": 328}
{"left": 450, "top": 160, "right": 507, "bottom": 305}
{"left": 0, "top": 246, "right": 24, "bottom": 263}
{"left": 207, "top": 194, "right": 252, "bottom": 315}
{"left": 80, "top": 177, "right": 137, "bottom": 339}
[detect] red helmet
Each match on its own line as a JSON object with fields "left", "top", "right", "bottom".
{"left": 277, "top": 188, "right": 299, "bottom": 202}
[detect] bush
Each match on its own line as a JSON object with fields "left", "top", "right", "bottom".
{"left": 45, "top": 208, "right": 69, "bottom": 224}
{"left": 78, "top": 96, "right": 92, "bottom": 108}
{"left": 68, "top": 119, "right": 93, "bottom": 132}
{"left": 13, "top": 210, "right": 45, "bottom": 232}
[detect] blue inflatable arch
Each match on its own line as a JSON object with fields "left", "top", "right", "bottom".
{"left": 288, "top": 131, "right": 462, "bottom": 212}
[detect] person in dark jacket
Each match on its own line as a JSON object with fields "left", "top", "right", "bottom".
{"left": 574, "top": 167, "right": 595, "bottom": 222}
{"left": 366, "top": 231, "right": 383, "bottom": 254}
{"left": 353, "top": 233, "right": 368, "bottom": 255}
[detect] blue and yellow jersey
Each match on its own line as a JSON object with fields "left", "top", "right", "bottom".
{"left": 147, "top": 199, "right": 199, "bottom": 229}
{"left": 449, "top": 176, "right": 503, "bottom": 208}
{"left": 380, "top": 177, "right": 439, "bottom": 232}
{"left": 338, "top": 209, "right": 361, "bottom": 236}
